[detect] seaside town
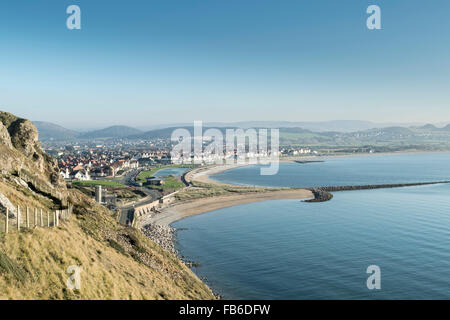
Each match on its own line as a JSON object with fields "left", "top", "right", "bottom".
{"left": 2, "top": 0, "right": 450, "bottom": 307}
{"left": 45, "top": 139, "right": 316, "bottom": 183}
{"left": 38, "top": 137, "right": 316, "bottom": 228}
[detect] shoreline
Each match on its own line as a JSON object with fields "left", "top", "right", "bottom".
{"left": 184, "top": 163, "right": 249, "bottom": 186}
{"left": 138, "top": 151, "right": 450, "bottom": 298}
{"left": 137, "top": 150, "right": 450, "bottom": 299}
{"left": 144, "top": 150, "right": 450, "bottom": 227}
{"left": 186, "top": 151, "right": 450, "bottom": 186}
{"left": 141, "top": 188, "right": 313, "bottom": 227}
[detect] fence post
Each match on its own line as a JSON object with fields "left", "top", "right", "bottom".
{"left": 47, "top": 212, "right": 50, "bottom": 227}
{"left": 40, "top": 209, "right": 43, "bottom": 227}
{"left": 26, "top": 207, "right": 29, "bottom": 228}
{"left": 17, "top": 206, "right": 20, "bottom": 231}
{"left": 34, "top": 208, "right": 38, "bottom": 227}
{"left": 56, "top": 210, "right": 59, "bottom": 226}
{"left": 53, "top": 211, "right": 56, "bottom": 227}
{"left": 5, "top": 208, "right": 8, "bottom": 233}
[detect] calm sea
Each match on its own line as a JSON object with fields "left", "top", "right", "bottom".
{"left": 173, "top": 153, "right": 450, "bottom": 299}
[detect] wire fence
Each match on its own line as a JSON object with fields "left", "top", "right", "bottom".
{"left": 0, "top": 204, "right": 73, "bottom": 234}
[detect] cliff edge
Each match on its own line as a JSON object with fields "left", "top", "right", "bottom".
{"left": 0, "top": 110, "right": 214, "bottom": 300}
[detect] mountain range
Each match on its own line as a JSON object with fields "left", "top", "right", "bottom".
{"left": 135, "top": 120, "right": 427, "bottom": 133}
{"left": 33, "top": 121, "right": 450, "bottom": 147}
{"left": 33, "top": 122, "right": 143, "bottom": 141}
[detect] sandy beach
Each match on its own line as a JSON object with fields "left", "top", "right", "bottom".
{"left": 184, "top": 163, "right": 249, "bottom": 185}
{"left": 142, "top": 189, "right": 313, "bottom": 226}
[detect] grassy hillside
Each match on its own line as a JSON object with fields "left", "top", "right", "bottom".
{"left": 0, "top": 111, "right": 214, "bottom": 300}
{"left": 0, "top": 188, "right": 214, "bottom": 300}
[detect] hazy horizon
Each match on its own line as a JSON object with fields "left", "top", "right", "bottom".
{"left": 28, "top": 117, "right": 447, "bottom": 133}
{"left": 1, "top": 0, "right": 449, "bottom": 127}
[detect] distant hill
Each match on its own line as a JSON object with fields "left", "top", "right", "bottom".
{"left": 210, "top": 120, "right": 382, "bottom": 132}
{"left": 79, "top": 126, "right": 143, "bottom": 139}
{"left": 32, "top": 120, "right": 450, "bottom": 149}
{"left": 33, "top": 121, "right": 80, "bottom": 141}
{"left": 131, "top": 126, "right": 328, "bottom": 145}
{"left": 420, "top": 124, "right": 439, "bottom": 131}
{"left": 129, "top": 126, "right": 238, "bottom": 140}
{"left": 138, "top": 120, "right": 426, "bottom": 133}
{"left": 131, "top": 125, "right": 450, "bottom": 149}
{"left": 417, "top": 124, "right": 450, "bottom": 131}
{"left": 32, "top": 123, "right": 143, "bottom": 140}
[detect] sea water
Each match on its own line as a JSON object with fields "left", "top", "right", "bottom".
{"left": 173, "top": 153, "right": 450, "bottom": 299}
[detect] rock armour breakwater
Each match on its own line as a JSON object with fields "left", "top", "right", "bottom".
{"left": 306, "top": 181, "right": 450, "bottom": 202}
{"left": 304, "top": 188, "right": 333, "bottom": 202}
{"left": 142, "top": 224, "right": 177, "bottom": 255}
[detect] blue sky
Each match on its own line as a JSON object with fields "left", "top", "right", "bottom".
{"left": 0, "top": 0, "right": 449, "bottom": 128}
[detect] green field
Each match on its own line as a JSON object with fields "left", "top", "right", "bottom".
{"left": 72, "top": 180, "right": 126, "bottom": 187}
{"left": 136, "top": 164, "right": 195, "bottom": 183}
{"left": 144, "top": 176, "right": 184, "bottom": 192}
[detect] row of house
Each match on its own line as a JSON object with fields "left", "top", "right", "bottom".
{"left": 60, "top": 159, "right": 139, "bottom": 181}
{"left": 280, "top": 148, "right": 314, "bottom": 156}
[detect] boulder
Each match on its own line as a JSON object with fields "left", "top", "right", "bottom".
{"left": 8, "top": 118, "right": 40, "bottom": 157}
{"left": 0, "top": 111, "right": 66, "bottom": 188}
{"left": 0, "top": 192, "right": 16, "bottom": 218}
{"left": 0, "top": 122, "right": 12, "bottom": 148}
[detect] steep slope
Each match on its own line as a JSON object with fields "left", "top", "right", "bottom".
{"left": 0, "top": 112, "right": 64, "bottom": 187}
{"left": 0, "top": 192, "right": 214, "bottom": 299}
{"left": 0, "top": 111, "right": 214, "bottom": 300}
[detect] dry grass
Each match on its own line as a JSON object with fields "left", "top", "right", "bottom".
{"left": 0, "top": 189, "right": 215, "bottom": 300}
{"left": 0, "top": 180, "right": 54, "bottom": 213}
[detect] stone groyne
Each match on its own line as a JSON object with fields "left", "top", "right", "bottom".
{"left": 305, "top": 181, "right": 450, "bottom": 202}
{"left": 304, "top": 188, "right": 333, "bottom": 202}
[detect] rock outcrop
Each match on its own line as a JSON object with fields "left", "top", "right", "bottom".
{"left": 0, "top": 111, "right": 64, "bottom": 187}
{"left": 0, "top": 122, "right": 12, "bottom": 149}
{"left": 0, "top": 110, "right": 67, "bottom": 216}
{"left": 0, "top": 192, "right": 16, "bottom": 217}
